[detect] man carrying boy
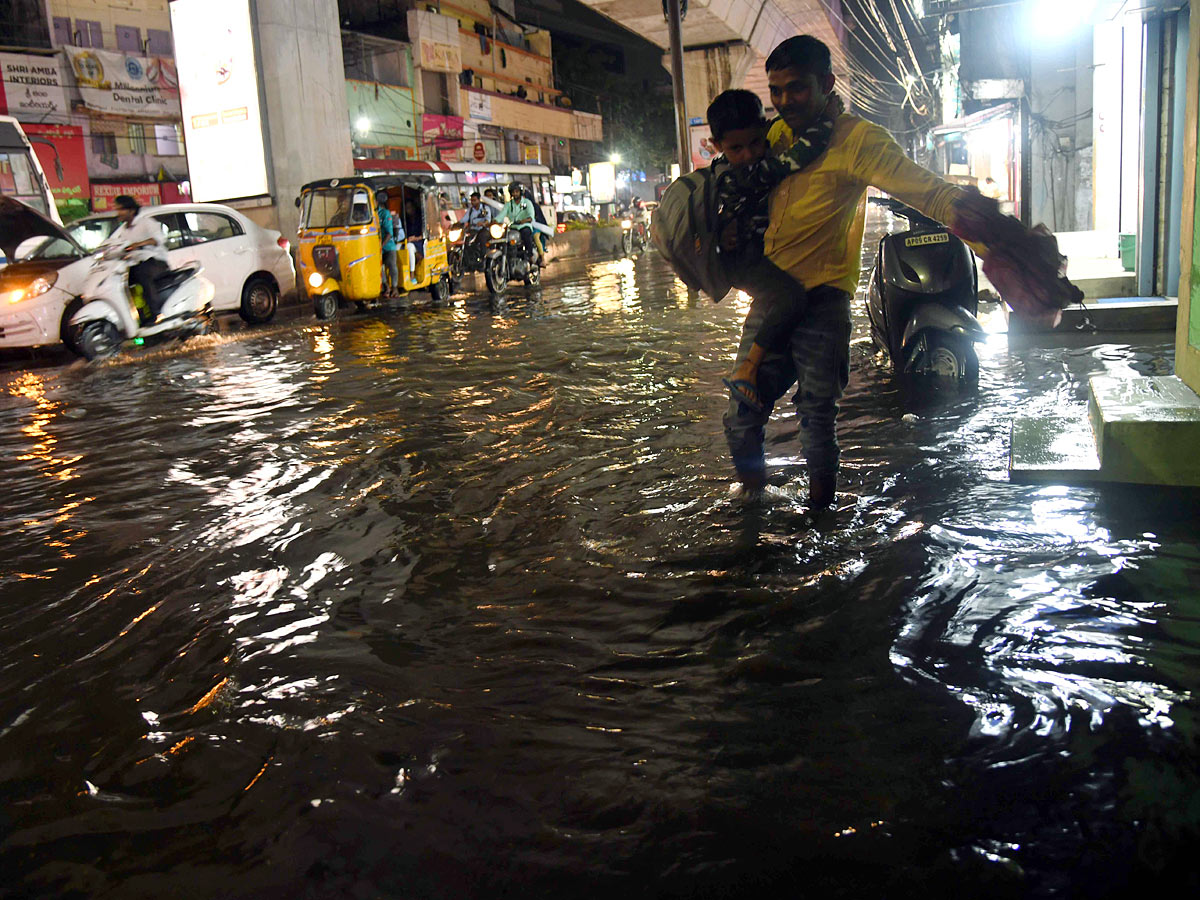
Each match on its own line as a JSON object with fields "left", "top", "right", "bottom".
{"left": 723, "top": 35, "right": 1079, "bottom": 512}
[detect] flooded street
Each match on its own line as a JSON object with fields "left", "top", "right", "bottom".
{"left": 1, "top": 219, "right": 1197, "bottom": 899}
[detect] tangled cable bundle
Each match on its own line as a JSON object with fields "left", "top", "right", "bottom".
{"left": 950, "top": 191, "right": 1084, "bottom": 328}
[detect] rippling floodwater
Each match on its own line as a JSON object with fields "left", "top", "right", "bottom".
{"left": 1, "top": 222, "right": 1197, "bottom": 899}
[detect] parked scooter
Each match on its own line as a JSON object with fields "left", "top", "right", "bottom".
{"left": 866, "top": 196, "right": 985, "bottom": 383}
{"left": 483, "top": 222, "right": 540, "bottom": 295}
{"left": 68, "top": 246, "right": 215, "bottom": 361}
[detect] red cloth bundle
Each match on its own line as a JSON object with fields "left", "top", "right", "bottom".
{"left": 949, "top": 192, "right": 1083, "bottom": 328}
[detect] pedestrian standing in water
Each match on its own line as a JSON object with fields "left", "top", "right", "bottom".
{"left": 377, "top": 191, "right": 401, "bottom": 297}
{"left": 722, "top": 35, "right": 1080, "bottom": 512}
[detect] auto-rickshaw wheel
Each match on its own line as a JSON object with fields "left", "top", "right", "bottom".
{"left": 314, "top": 292, "right": 339, "bottom": 320}
{"left": 429, "top": 274, "right": 451, "bottom": 305}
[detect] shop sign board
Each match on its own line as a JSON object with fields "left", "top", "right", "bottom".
{"left": 23, "top": 123, "right": 89, "bottom": 203}
{"left": 170, "top": 0, "right": 269, "bottom": 201}
{"left": 0, "top": 52, "right": 68, "bottom": 118}
{"left": 92, "top": 181, "right": 161, "bottom": 210}
{"left": 422, "top": 113, "right": 463, "bottom": 150}
{"left": 65, "top": 46, "right": 180, "bottom": 118}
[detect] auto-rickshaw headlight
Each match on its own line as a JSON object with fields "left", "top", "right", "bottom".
{"left": 489, "top": 223, "right": 506, "bottom": 240}
{"left": 448, "top": 226, "right": 463, "bottom": 243}
{"left": 308, "top": 272, "right": 324, "bottom": 288}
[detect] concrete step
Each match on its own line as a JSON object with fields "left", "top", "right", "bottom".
{"left": 1009, "top": 412, "right": 1102, "bottom": 484}
{"left": 1010, "top": 376, "right": 1200, "bottom": 486}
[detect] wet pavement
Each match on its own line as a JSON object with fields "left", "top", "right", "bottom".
{"left": 1, "top": 213, "right": 1197, "bottom": 899}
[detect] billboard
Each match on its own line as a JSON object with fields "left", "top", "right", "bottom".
{"left": 588, "top": 162, "right": 615, "bottom": 204}
{"left": 65, "top": 47, "right": 179, "bottom": 117}
{"left": 170, "top": 0, "right": 269, "bottom": 201}
{"left": 23, "top": 123, "right": 89, "bottom": 205}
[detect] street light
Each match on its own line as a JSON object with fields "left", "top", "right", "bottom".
{"left": 609, "top": 152, "right": 621, "bottom": 164}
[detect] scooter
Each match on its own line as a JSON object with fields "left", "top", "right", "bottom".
{"left": 866, "top": 196, "right": 985, "bottom": 383}
{"left": 483, "top": 222, "right": 540, "bottom": 295}
{"left": 68, "top": 246, "right": 216, "bottom": 361}
{"left": 620, "top": 216, "right": 647, "bottom": 257}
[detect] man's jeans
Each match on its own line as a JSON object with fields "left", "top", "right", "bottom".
{"left": 723, "top": 284, "right": 852, "bottom": 483}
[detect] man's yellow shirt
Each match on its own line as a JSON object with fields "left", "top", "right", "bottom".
{"left": 765, "top": 115, "right": 967, "bottom": 294}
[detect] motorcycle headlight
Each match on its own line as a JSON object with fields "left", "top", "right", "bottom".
{"left": 489, "top": 223, "right": 506, "bottom": 240}
{"left": 448, "top": 227, "right": 463, "bottom": 243}
{"left": 620, "top": 219, "right": 632, "bottom": 229}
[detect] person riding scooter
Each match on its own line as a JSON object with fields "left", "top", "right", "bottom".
{"left": 499, "top": 183, "right": 543, "bottom": 266}
{"left": 105, "top": 195, "right": 169, "bottom": 324}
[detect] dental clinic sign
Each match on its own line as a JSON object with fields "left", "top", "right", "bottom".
{"left": 65, "top": 46, "right": 180, "bottom": 118}
{"left": 0, "top": 53, "right": 68, "bottom": 118}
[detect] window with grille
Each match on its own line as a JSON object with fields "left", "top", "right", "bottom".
{"left": 128, "top": 124, "right": 147, "bottom": 155}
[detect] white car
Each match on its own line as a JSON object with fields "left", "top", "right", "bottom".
{"left": 68, "top": 202, "right": 296, "bottom": 326}
{"left": 1, "top": 199, "right": 296, "bottom": 352}
{"left": 0, "top": 196, "right": 94, "bottom": 351}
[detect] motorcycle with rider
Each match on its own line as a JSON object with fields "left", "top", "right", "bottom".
{"left": 447, "top": 191, "right": 493, "bottom": 291}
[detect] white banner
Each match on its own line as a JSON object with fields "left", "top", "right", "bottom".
{"left": 467, "top": 90, "right": 491, "bottom": 122}
{"left": 0, "top": 53, "right": 69, "bottom": 118}
{"left": 170, "top": 0, "right": 269, "bottom": 201}
{"left": 65, "top": 46, "right": 180, "bottom": 118}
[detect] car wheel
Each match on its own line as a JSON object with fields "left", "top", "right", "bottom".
{"left": 240, "top": 277, "right": 278, "bottom": 324}
{"left": 314, "top": 291, "right": 339, "bottom": 320}
{"left": 484, "top": 256, "right": 506, "bottom": 296}
{"left": 79, "top": 320, "right": 121, "bottom": 361}
{"left": 60, "top": 297, "right": 85, "bottom": 355}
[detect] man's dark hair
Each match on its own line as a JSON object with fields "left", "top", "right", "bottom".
{"left": 765, "top": 35, "right": 832, "bottom": 76}
{"left": 706, "top": 89, "right": 765, "bottom": 141}
{"left": 470, "top": 191, "right": 480, "bottom": 199}
{"left": 114, "top": 194, "right": 139, "bottom": 212}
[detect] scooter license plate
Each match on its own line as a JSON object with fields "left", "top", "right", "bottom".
{"left": 904, "top": 232, "right": 949, "bottom": 247}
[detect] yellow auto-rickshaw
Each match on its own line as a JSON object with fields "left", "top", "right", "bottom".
{"left": 296, "top": 176, "right": 451, "bottom": 319}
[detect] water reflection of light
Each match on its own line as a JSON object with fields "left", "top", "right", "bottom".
{"left": 586, "top": 259, "right": 642, "bottom": 317}
{"left": 1030, "top": 485, "right": 1110, "bottom": 544}
{"left": 8, "top": 372, "right": 80, "bottom": 481}
{"left": 311, "top": 329, "right": 336, "bottom": 384}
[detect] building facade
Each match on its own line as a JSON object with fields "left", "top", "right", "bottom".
{"left": 0, "top": 0, "right": 190, "bottom": 218}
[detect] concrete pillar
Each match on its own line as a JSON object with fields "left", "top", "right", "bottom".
{"left": 1177, "top": 1, "right": 1199, "bottom": 391}
{"left": 242, "top": 0, "right": 353, "bottom": 241}
{"left": 673, "top": 43, "right": 757, "bottom": 125}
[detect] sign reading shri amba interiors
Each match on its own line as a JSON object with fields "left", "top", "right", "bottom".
{"left": 65, "top": 47, "right": 180, "bottom": 117}
{"left": 0, "top": 53, "right": 69, "bottom": 118}
{"left": 169, "top": 0, "right": 269, "bottom": 201}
